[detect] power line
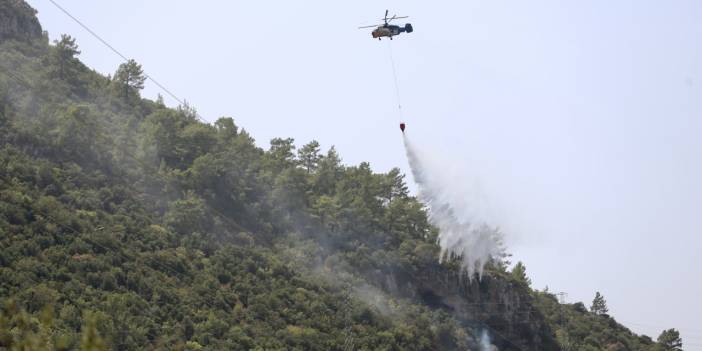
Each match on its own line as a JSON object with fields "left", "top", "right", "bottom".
{"left": 46, "top": 0, "right": 207, "bottom": 123}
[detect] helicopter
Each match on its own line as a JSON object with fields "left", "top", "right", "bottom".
{"left": 359, "top": 10, "right": 413, "bottom": 40}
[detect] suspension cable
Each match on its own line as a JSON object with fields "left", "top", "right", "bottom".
{"left": 387, "top": 40, "right": 403, "bottom": 121}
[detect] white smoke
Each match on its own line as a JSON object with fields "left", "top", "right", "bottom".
{"left": 403, "top": 134, "right": 505, "bottom": 278}
{"left": 479, "top": 329, "right": 496, "bottom": 351}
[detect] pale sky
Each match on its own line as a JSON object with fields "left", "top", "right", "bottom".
{"left": 28, "top": 0, "right": 702, "bottom": 348}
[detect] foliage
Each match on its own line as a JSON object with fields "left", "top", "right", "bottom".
{"left": 590, "top": 291, "right": 609, "bottom": 315}
{"left": 0, "top": 3, "right": 678, "bottom": 350}
{"left": 531, "top": 289, "right": 669, "bottom": 351}
{"left": 0, "top": 300, "right": 107, "bottom": 351}
{"left": 657, "top": 329, "right": 682, "bottom": 351}
{"left": 113, "top": 59, "right": 145, "bottom": 100}
{"left": 510, "top": 261, "right": 531, "bottom": 287}
{"left": 50, "top": 34, "right": 81, "bottom": 84}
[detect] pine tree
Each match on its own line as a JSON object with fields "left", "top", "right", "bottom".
{"left": 314, "top": 146, "right": 343, "bottom": 195}
{"left": 52, "top": 34, "right": 81, "bottom": 80}
{"left": 114, "top": 59, "right": 145, "bottom": 99}
{"left": 590, "top": 291, "right": 608, "bottom": 315}
{"left": 267, "top": 137, "right": 297, "bottom": 173}
{"left": 298, "top": 140, "right": 322, "bottom": 174}
{"left": 657, "top": 329, "right": 682, "bottom": 351}
{"left": 511, "top": 261, "right": 531, "bottom": 287}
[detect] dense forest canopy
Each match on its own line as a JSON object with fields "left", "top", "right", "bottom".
{"left": 0, "top": 1, "right": 682, "bottom": 350}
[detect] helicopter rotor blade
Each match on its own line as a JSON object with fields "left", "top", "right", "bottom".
{"left": 358, "top": 24, "right": 380, "bottom": 29}
{"left": 387, "top": 15, "right": 408, "bottom": 22}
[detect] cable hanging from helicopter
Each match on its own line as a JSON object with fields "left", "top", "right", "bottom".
{"left": 359, "top": 10, "right": 413, "bottom": 133}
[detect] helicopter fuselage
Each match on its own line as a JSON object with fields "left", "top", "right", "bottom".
{"left": 372, "top": 25, "right": 400, "bottom": 38}
{"left": 371, "top": 23, "right": 413, "bottom": 39}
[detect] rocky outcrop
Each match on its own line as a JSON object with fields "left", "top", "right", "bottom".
{"left": 368, "top": 262, "right": 560, "bottom": 351}
{"left": 0, "top": 0, "right": 42, "bottom": 42}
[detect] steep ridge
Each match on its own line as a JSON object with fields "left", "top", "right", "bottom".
{"left": 0, "top": 0, "right": 42, "bottom": 42}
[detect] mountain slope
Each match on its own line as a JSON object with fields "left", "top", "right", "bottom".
{"left": 0, "top": 2, "right": 673, "bottom": 350}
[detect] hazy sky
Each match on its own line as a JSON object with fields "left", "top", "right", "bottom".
{"left": 28, "top": 0, "right": 702, "bottom": 347}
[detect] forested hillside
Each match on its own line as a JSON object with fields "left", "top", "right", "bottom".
{"left": 0, "top": 1, "right": 681, "bottom": 350}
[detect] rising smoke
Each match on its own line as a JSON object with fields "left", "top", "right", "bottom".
{"left": 403, "top": 134, "right": 505, "bottom": 279}
{"left": 479, "top": 329, "right": 496, "bottom": 351}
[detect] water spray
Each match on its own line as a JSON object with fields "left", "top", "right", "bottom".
{"left": 402, "top": 133, "right": 505, "bottom": 279}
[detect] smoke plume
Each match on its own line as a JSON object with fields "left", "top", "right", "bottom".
{"left": 403, "top": 134, "right": 505, "bottom": 278}
{"left": 479, "top": 329, "right": 496, "bottom": 351}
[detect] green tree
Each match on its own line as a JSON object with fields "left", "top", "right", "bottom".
{"left": 298, "top": 140, "right": 322, "bottom": 174}
{"left": 511, "top": 261, "right": 531, "bottom": 287}
{"left": 51, "top": 34, "right": 81, "bottom": 81}
{"left": 140, "top": 109, "right": 185, "bottom": 166}
{"left": 164, "top": 193, "right": 211, "bottom": 235}
{"left": 272, "top": 167, "right": 309, "bottom": 219}
{"left": 0, "top": 301, "right": 79, "bottom": 351}
{"left": 590, "top": 291, "right": 608, "bottom": 315}
{"left": 54, "top": 104, "right": 102, "bottom": 164}
{"left": 80, "top": 312, "right": 108, "bottom": 351}
{"left": 183, "top": 316, "right": 195, "bottom": 340}
{"left": 0, "top": 86, "right": 12, "bottom": 128}
{"left": 313, "top": 146, "right": 342, "bottom": 195}
{"left": 214, "top": 117, "right": 238, "bottom": 144}
{"left": 114, "top": 59, "right": 145, "bottom": 99}
{"left": 381, "top": 167, "right": 409, "bottom": 203}
{"left": 177, "top": 100, "right": 199, "bottom": 120}
{"left": 180, "top": 122, "right": 217, "bottom": 165}
{"left": 311, "top": 195, "right": 341, "bottom": 232}
{"left": 657, "top": 329, "right": 682, "bottom": 351}
{"left": 266, "top": 137, "right": 297, "bottom": 174}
